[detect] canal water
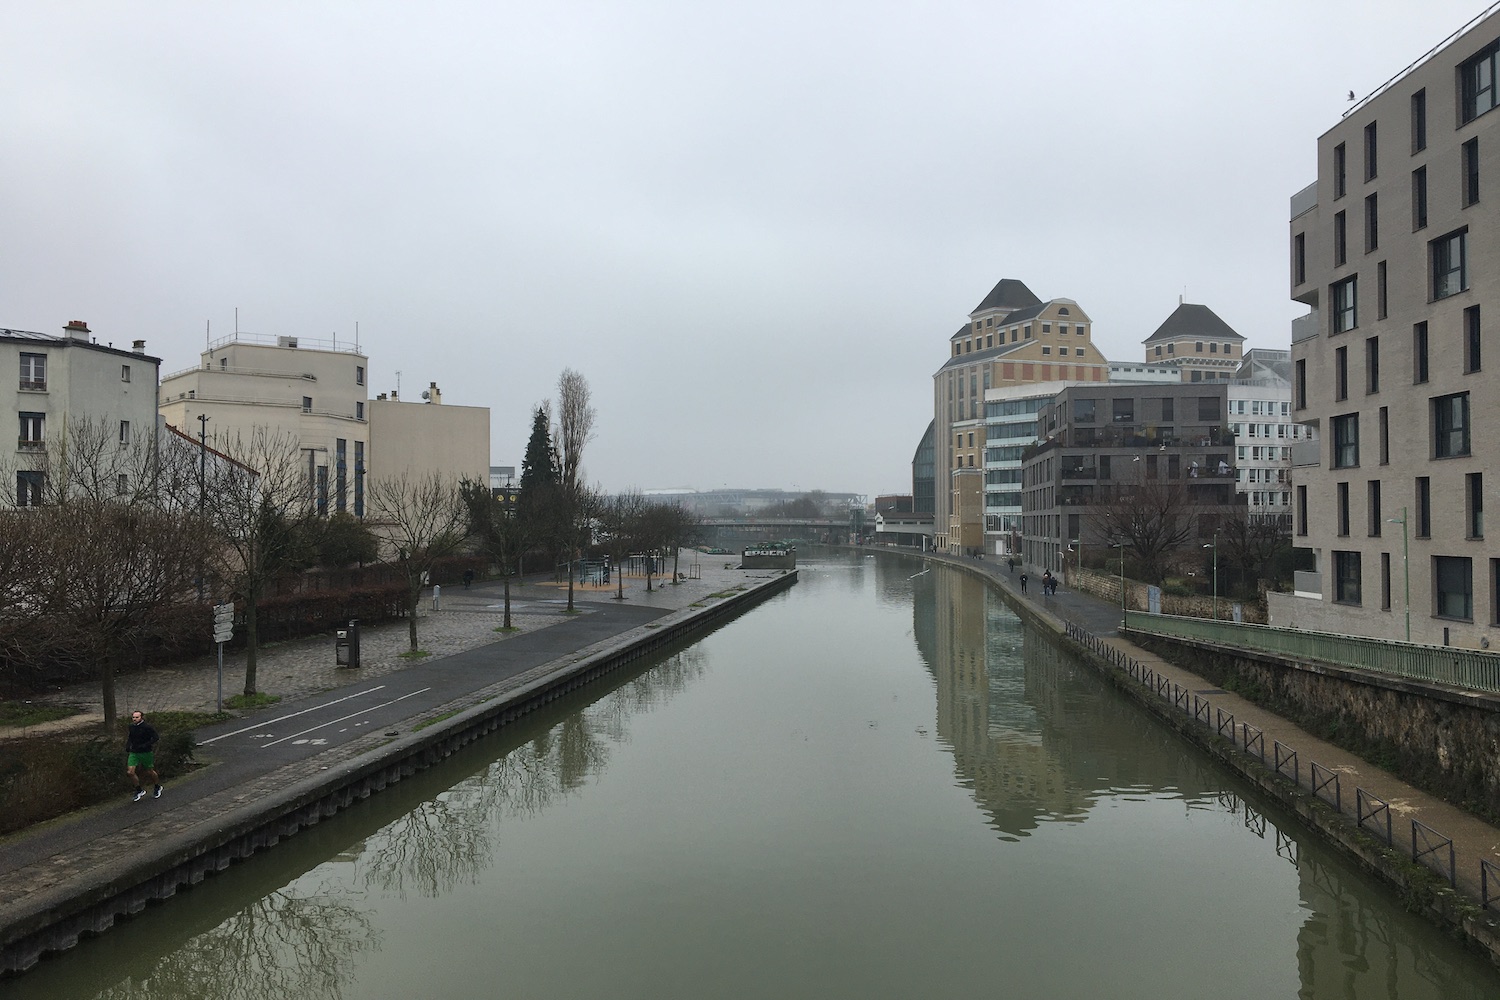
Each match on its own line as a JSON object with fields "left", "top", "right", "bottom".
{"left": 9, "top": 551, "right": 1500, "bottom": 999}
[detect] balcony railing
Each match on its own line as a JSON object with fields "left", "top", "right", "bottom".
{"left": 17, "top": 438, "right": 44, "bottom": 451}
{"left": 1290, "top": 441, "right": 1320, "bottom": 467}
{"left": 18, "top": 379, "right": 46, "bottom": 391}
{"left": 1291, "top": 311, "right": 1321, "bottom": 344}
{"left": 1289, "top": 181, "right": 1317, "bottom": 220}
{"left": 1294, "top": 570, "right": 1322, "bottom": 595}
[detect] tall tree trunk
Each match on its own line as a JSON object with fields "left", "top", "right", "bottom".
{"left": 566, "top": 550, "right": 576, "bottom": 612}
{"left": 671, "top": 545, "right": 680, "bottom": 584}
{"left": 244, "top": 596, "right": 259, "bottom": 696}
{"left": 407, "top": 584, "right": 420, "bottom": 650}
{"left": 101, "top": 658, "right": 117, "bottom": 731}
{"left": 503, "top": 576, "right": 512, "bottom": 629}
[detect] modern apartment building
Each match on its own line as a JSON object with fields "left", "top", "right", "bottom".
{"left": 1277, "top": 11, "right": 1500, "bottom": 647}
{"left": 1019, "top": 383, "right": 1241, "bottom": 575}
{"left": 159, "top": 332, "right": 370, "bottom": 516}
{"left": 933, "top": 277, "right": 1111, "bottom": 554}
{"left": 3, "top": 321, "right": 161, "bottom": 505}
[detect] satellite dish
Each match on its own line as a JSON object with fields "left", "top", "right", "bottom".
{"left": 421, "top": 390, "right": 431, "bottom": 400}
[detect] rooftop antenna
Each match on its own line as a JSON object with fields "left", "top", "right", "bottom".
{"left": 205, "top": 319, "right": 210, "bottom": 348}
{"left": 395, "top": 370, "right": 402, "bottom": 397}
{"left": 234, "top": 307, "right": 239, "bottom": 337}
{"left": 355, "top": 320, "right": 359, "bottom": 349}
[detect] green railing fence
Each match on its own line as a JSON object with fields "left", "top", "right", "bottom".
{"left": 1122, "top": 611, "right": 1500, "bottom": 696}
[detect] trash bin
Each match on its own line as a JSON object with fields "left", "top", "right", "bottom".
{"left": 335, "top": 619, "right": 361, "bottom": 668}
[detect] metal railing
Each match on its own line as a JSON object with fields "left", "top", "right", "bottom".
{"left": 1122, "top": 611, "right": 1500, "bottom": 695}
{"left": 1061, "top": 619, "right": 1478, "bottom": 901}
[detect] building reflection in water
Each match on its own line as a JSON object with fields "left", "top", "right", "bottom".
{"left": 899, "top": 558, "right": 1498, "bottom": 997}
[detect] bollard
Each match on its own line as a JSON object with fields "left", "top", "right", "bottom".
{"left": 432, "top": 584, "right": 441, "bottom": 610}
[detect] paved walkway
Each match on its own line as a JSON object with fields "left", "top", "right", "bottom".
{"left": 945, "top": 551, "right": 1500, "bottom": 906}
{"left": 0, "top": 557, "right": 773, "bottom": 966}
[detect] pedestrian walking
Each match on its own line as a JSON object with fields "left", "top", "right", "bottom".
{"left": 126, "top": 710, "right": 162, "bottom": 802}
{"left": 1019, "top": 573, "right": 1029, "bottom": 595}
{"left": 463, "top": 568, "right": 475, "bottom": 589}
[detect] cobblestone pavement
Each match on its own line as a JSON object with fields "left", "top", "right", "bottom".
{"left": 36, "top": 561, "right": 750, "bottom": 719}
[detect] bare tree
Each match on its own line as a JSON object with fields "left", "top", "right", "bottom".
{"left": 640, "top": 501, "right": 700, "bottom": 588}
{"left": 1089, "top": 478, "right": 1198, "bottom": 585}
{"left": 367, "top": 472, "right": 466, "bottom": 651}
{"left": 201, "top": 428, "right": 314, "bottom": 697}
{"left": 1218, "top": 510, "right": 1293, "bottom": 596}
{"left": 554, "top": 369, "right": 595, "bottom": 612}
{"left": 595, "top": 488, "right": 645, "bottom": 600}
{"left": 32, "top": 498, "right": 214, "bottom": 729}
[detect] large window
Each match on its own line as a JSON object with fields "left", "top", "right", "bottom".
{"left": 1461, "top": 41, "right": 1499, "bottom": 124}
{"left": 1432, "top": 229, "right": 1468, "bottom": 299}
{"left": 1334, "top": 550, "right": 1362, "bottom": 605}
{"left": 1332, "top": 413, "right": 1359, "bottom": 468}
{"left": 1333, "top": 276, "right": 1358, "bottom": 332}
{"left": 1197, "top": 396, "right": 1220, "bottom": 421}
{"left": 16, "top": 470, "right": 43, "bottom": 507}
{"left": 18, "top": 352, "right": 45, "bottom": 391}
{"left": 1435, "top": 556, "right": 1473, "bottom": 620}
{"left": 18, "top": 412, "right": 43, "bottom": 449}
{"left": 1112, "top": 398, "right": 1134, "bottom": 423}
{"left": 1433, "top": 392, "right": 1470, "bottom": 458}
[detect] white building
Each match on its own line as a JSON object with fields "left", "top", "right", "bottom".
{"left": 1226, "top": 349, "right": 1305, "bottom": 522}
{"left": 3, "top": 321, "right": 161, "bottom": 505}
{"left": 159, "top": 332, "right": 369, "bottom": 516}
{"left": 366, "top": 382, "right": 489, "bottom": 494}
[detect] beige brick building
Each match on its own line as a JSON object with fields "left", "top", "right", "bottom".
{"left": 933, "top": 278, "right": 1110, "bottom": 554}
{"left": 1275, "top": 11, "right": 1500, "bottom": 647}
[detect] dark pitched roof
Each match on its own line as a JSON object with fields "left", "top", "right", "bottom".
{"left": 935, "top": 338, "right": 1031, "bottom": 373}
{"left": 971, "top": 278, "right": 1042, "bottom": 315}
{"left": 1143, "top": 303, "right": 1245, "bottom": 344}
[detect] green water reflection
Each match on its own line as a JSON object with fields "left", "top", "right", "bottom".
{"left": 8, "top": 553, "right": 1498, "bottom": 999}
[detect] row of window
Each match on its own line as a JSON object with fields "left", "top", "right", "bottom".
{"left": 1328, "top": 472, "right": 1482, "bottom": 543}
{"left": 14, "top": 352, "right": 134, "bottom": 391}
{"left": 1329, "top": 393, "right": 1469, "bottom": 471}
{"left": 1229, "top": 400, "right": 1291, "bottom": 416}
{"left": 954, "top": 321, "right": 1089, "bottom": 356}
{"left": 1331, "top": 550, "right": 1493, "bottom": 624}
{"left": 1150, "top": 341, "right": 1238, "bottom": 357}
{"left": 1326, "top": 229, "right": 1467, "bottom": 337}
{"left": 1073, "top": 396, "right": 1221, "bottom": 423}
{"left": 16, "top": 413, "right": 135, "bottom": 448}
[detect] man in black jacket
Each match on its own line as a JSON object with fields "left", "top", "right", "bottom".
{"left": 126, "top": 710, "right": 163, "bottom": 802}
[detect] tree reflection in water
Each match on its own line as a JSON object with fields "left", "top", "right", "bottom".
{"left": 93, "top": 875, "right": 376, "bottom": 1000}
{"left": 358, "top": 646, "right": 707, "bottom": 899}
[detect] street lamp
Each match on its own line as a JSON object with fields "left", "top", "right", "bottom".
{"left": 1387, "top": 507, "right": 1411, "bottom": 642}
{"left": 1111, "top": 540, "right": 1127, "bottom": 618}
{"left": 1203, "top": 531, "right": 1218, "bottom": 621}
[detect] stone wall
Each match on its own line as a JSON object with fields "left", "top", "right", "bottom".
{"left": 1129, "top": 632, "right": 1500, "bottom": 823}
{"left": 1066, "top": 568, "right": 1268, "bottom": 623}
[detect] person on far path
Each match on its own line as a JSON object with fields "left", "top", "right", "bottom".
{"left": 1019, "top": 572, "right": 1029, "bottom": 595}
{"left": 126, "top": 710, "right": 162, "bottom": 802}
{"left": 463, "top": 568, "right": 475, "bottom": 589}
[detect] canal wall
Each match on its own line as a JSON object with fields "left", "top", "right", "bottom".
{"left": 1123, "top": 633, "right": 1500, "bottom": 824}
{"left": 0, "top": 571, "right": 797, "bottom": 977}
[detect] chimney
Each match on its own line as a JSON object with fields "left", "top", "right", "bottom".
{"left": 63, "top": 320, "right": 90, "bottom": 342}
{"left": 428, "top": 381, "right": 442, "bottom": 405}
{"left": 132, "top": 339, "right": 146, "bottom": 355}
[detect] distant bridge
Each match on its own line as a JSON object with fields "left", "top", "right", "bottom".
{"left": 697, "top": 517, "right": 856, "bottom": 544}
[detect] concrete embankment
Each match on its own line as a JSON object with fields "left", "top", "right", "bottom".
{"left": 905, "top": 548, "right": 1500, "bottom": 968}
{"left": 0, "top": 571, "right": 796, "bottom": 977}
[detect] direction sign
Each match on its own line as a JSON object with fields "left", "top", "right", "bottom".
{"left": 213, "top": 603, "right": 234, "bottom": 644}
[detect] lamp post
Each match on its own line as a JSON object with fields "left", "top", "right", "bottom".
{"left": 1112, "top": 540, "right": 1127, "bottom": 617}
{"left": 1203, "top": 531, "right": 1218, "bottom": 621}
{"left": 1069, "top": 537, "right": 1082, "bottom": 583}
{"left": 1387, "top": 507, "right": 1411, "bottom": 642}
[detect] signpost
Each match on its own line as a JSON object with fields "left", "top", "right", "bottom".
{"left": 212, "top": 603, "right": 234, "bottom": 712}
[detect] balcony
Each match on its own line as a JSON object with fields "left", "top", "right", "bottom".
{"left": 1290, "top": 441, "right": 1320, "bottom": 467}
{"left": 18, "top": 379, "right": 46, "bottom": 391}
{"left": 17, "top": 438, "right": 44, "bottom": 452}
{"left": 1293, "top": 570, "right": 1322, "bottom": 598}
{"left": 1291, "top": 311, "right": 1320, "bottom": 344}
{"left": 1289, "top": 181, "right": 1317, "bottom": 221}
{"left": 1061, "top": 466, "right": 1098, "bottom": 480}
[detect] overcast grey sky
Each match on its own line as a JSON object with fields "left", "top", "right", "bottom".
{"left": 2, "top": 2, "right": 1489, "bottom": 498}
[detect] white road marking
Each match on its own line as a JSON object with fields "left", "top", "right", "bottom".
{"left": 199, "top": 686, "right": 389, "bottom": 745}
{"left": 260, "top": 688, "right": 433, "bottom": 749}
